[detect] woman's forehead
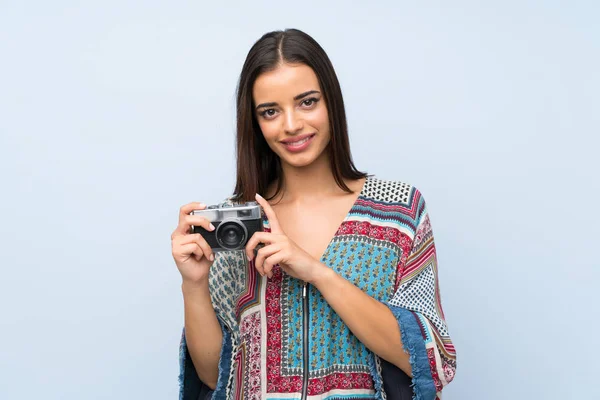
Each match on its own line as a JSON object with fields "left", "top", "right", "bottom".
{"left": 253, "top": 64, "right": 321, "bottom": 101}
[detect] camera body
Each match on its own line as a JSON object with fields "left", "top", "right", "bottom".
{"left": 191, "top": 201, "right": 263, "bottom": 251}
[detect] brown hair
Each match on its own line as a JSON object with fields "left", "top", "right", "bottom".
{"left": 232, "top": 28, "right": 367, "bottom": 203}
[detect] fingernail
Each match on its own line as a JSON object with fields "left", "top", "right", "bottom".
{"left": 255, "top": 193, "right": 263, "bottom": 200}
{"left": 198, "top": 203, "right": 206, "bottom": 208}
{"left": 209, "top": 223, "right": 215, "bottom": 231}
{"left": 209, "top": 254, "right": 214, "bottom": 262}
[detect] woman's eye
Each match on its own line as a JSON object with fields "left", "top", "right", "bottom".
{"left": 302, "top": 98, "right": 319, "bottom": 107}
{"left": 260, "top": 109, "right": 276, "bottom": 118}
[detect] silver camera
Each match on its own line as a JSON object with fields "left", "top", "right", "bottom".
{"left": 191, "top": 201, "right": 263, "bottom": 251}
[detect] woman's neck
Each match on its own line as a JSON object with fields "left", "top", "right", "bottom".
{"left": 269, "top": 152, "right": 344, "bottom": 204}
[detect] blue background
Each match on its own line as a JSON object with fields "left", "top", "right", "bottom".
{"left": 1, "top": 1, "right": 598, "bottom": 399}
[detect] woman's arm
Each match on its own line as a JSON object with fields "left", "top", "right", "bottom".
{"left": 312, "top": 190, "right": 456, "bottom": 400}
{"left": 309, "top": 265, "right": 412, "bottom": 375}
{"left": 248, "top": 192, "right": 455, "bottom": 399}
{"left": 182, "top": 278, "right": 223, "bottom": 390}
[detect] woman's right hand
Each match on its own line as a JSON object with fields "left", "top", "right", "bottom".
{"left": 171, "top": 202, "right": 216, "bottom": 284}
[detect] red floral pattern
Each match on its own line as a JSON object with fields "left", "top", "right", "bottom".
{"left": 239, "top": 311, "right": 262, "bottom": 399}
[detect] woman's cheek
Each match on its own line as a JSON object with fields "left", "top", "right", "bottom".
{"left": 307, "top": 107, "right": 328, "bottom": 130}
{"left": 260, "top": 123, "right": 285, "bottom": 154}
{"left": 258, "top": 121, "right": 277, "bottom": 141}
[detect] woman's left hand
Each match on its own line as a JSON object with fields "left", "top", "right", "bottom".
{"left": 245, "top": 194, "right": 325, "bottom": 282}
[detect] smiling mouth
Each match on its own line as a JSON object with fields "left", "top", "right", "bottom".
{"left": 281, "top": 134, "right": 316, "bottom": 147}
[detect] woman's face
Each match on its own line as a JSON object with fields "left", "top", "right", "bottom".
{"left": 253, "top": 63, "right": 331, "bottom": 169}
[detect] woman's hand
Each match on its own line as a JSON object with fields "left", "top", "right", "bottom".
{"left": 245, "top": 194, "right": 326, "bottom": 282}
{"left": 171, "top": 202, "right": 217, "bottom": 284}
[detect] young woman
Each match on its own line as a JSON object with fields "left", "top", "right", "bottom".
{"left": 171, "top": 29, "right": 456, "bottom": 400}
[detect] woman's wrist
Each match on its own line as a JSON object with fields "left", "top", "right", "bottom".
{"left": 181, "top": 276, "right": 210, "bottom": 295}
{"left": 308, "top": 260, "right": 336, "bottom": 287}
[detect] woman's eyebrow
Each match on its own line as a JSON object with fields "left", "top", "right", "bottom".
{"left": 294, "top": 90, "right": 320, "bottom": 100}
{"left": 255, "top": 90, "right": 321, "bottom": 110}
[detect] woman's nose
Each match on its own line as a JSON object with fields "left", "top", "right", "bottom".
{"left": 283, "top": 110, "right": 303, "bottom": 134}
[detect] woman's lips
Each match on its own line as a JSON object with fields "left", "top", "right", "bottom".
{"left": 280, "top": 134, "right": 316, "bottom": 153}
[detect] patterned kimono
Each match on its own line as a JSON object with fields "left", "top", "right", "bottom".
{"left": 178, "top": 176, "right": 456, "bottom": 400}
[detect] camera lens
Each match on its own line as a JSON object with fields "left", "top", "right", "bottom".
{"left": 216, "top": 221, "right": 247, "bottom": 250}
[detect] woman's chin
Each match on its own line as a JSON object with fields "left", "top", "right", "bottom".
{"left": 280, "top": 153, "right": 318, "bottom": 168}
{"left": 275, "top": 141, "right": 330, "bottom": 169}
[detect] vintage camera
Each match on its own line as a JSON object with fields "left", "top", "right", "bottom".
{"left": 191, "top": 201, "right": 263, "bottom": 251}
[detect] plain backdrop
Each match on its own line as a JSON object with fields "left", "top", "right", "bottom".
{"left": 1, "top": 1, "right": 598, "bottom": 399}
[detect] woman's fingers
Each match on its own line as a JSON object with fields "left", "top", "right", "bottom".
{"left": 179, "top": 202, "right": 206, "bottom": 221}
{"left": 263, "top": 253, "right": 284, "bottom": 278}
{"left": 171, "top": 202, "right": 216, "bottom": 262}
{"left": 177, "top": 243, "right": 203, "bottom": 262}
{"left": 245, "top": 232, "right": 275, "bottom": 261}
{"left": 254, "top": 194, "right": 282, "bottom": 234}
{"left": 173, "top": 233, "right": 214, "bottom": 262}
{"left": 173, "top": 202, "right": 208, "bottom": 238}
{"left": 254, "top": 243, "right": 280, "bottom": 277}
{"left": 188, "top": 234, "right": 214, "bottom": 262}
{"left": 183, "top": 215, "right": 216, "bottom": 232}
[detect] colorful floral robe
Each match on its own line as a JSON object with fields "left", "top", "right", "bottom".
{"left": 179, "top": 176, "right": 456, "bottom": 399}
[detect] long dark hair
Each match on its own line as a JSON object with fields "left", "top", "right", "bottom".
{"left": 232, "top": 28, "right": 367, "bottom": 203}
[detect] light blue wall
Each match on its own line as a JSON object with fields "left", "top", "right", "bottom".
{"left": 1, "top": 1, "right": 598, "bottom": 399}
